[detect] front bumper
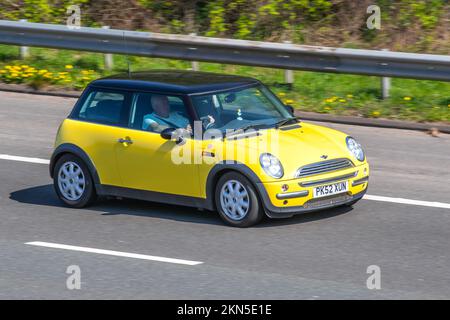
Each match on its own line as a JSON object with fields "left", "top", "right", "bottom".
{"left": 257, "top": 188, "right": 367, "bottom": 218}
{"left": 256, "top": 163, "right": 369, "bottom": 218}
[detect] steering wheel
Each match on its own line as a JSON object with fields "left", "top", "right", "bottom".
{"left": 200, "top": 115, "right": 216, "bottom": 130}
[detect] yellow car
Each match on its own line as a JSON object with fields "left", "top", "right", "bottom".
{"left": 50, "top": 70, "right": 369, "bottom": 227}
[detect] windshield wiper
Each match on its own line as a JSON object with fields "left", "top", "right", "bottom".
{"left": 225, "top": 123, "right": 271, "bottom": 138}
{"left": 273, "top": 116, "right": 301, "bottom": 128}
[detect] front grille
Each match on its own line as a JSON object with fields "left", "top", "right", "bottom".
{"left": 304, "top": 193, "right": 352, "bottom": 209}
{"left": 300, "top": 171, "right": 358, "bottom": 187}
{"left": 296, "top": 158, "right": 354, "bottom": 178}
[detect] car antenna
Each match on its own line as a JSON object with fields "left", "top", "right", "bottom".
{"left": 123, "top": 31, "right": 131, "bottom": 78}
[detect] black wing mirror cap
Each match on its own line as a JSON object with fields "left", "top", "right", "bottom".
{"left": 285, "top": 104, "right": 294, "bottom": 115}
{"left": 160, "top": 127, "right": 177, "bottom": 140}
{"left": 160, "top": 127, "right": 187, "bottom": 145}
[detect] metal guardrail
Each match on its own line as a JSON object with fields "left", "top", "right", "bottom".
{"left": 0, "top": 20, "right": 450, "bottom": 81}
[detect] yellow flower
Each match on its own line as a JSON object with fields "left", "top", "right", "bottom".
{"left": 324, "top": 106, "right": 331, "bottom": 111}
{"left": 339, "top": 99, "right": 346, "bottom": 103}
{"left": 11, "top": 73, "right": 19, "bottom": 77}
{"left": 81, "top": 70, "right": 89, "bottom": 75}
{"left": 372, "top": 111, "right": 381, "bottom": 117}
{"left": 326, "top": 97, "right": 338, "bottom": 103}
{"left": 448, "top": 104, "right": 450, "bottom": 108}
{"left": 284, "top": 99, "right": 294, "bottom": 104}
{"left": 278, "top": 92, "right": 286, "bottom": 97}
{"left": 38, "top": 69, "right": 48, "bottom": 74}
{"left": 347, "top": 94, "right": 354, "bottom": 98}
{"left": 403, "top": 96, "right": 412, "bottom": 101}
{"left": 21, "top": 65, "right": 29, "bottom": 69}
{"left": 0, "top": 70, "right": 6, "bottom": 74}
{"left": 65, "top": 65, "right": 73, "bottom": 69}
{"left": 81, "top": 77, "right": 90, "bottom": 81}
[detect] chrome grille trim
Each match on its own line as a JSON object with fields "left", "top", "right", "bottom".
{"left": 352, "top": 176, "right": 369, "bottom": 187}
{"left": 276, "top": 190, "right": 309, "bottom": 200}
{"left": 296, "top": 158, "right": 354, "bottom": 178}
{"left": 299, "top": 171, "right": 358, "bottom": 187}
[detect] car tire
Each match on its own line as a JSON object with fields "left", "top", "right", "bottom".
{"left": 215, "top": 172, "right": 264, "bottom": 227}
{"left": 53, "top": 154, "right": 97, "bottom": 208}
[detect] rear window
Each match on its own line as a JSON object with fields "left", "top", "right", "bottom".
{"left": 74, "top": 90, "right": 128, "bottom": 125}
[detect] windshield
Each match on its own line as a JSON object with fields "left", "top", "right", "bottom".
{"left": 190, "top": 84, "right": 294, "bottom": 132}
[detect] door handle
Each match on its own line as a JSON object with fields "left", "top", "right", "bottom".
{"left": 118, "top": 138, "right": 133, "bottom": 144}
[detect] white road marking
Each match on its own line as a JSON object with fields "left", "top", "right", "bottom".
{"left": 2, "top": 153, "right": 449, "bottom": 210}
{"left": 25, "top": 241, "right": 203, "bottom": 266}
{"left": 363, "top": 194, "right": 450, "bottom": 209}
{"left": 0, "top": 154, "right": 49, "bottom": 164}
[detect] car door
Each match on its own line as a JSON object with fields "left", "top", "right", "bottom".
{"left": 68, "top": 87, "right": 132, "bottom": 186}
{"left": 114, "top": 92, "right": 201, "bottom": 198}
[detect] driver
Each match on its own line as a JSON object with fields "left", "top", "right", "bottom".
{"left": 143, "top": 95, "right": 192, "bottom": 133}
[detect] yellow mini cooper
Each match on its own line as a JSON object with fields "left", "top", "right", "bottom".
{"left": 50, "top": 70, "right": 369, "bottom": 227}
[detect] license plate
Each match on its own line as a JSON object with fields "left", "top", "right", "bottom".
{"left": 313, "top": 181, "right": 349, "bottom": 198}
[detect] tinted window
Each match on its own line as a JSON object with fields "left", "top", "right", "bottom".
{"left": 75, "top": 90, "right": 128, "bottom": 125}
{"left": 191, "top": 85, "right": 291, "bottom": 131}
{"left": 129, "top": 92, "right": 190, "bottom": 132}
{"left": 218, "top": 86, "right": 282, "bottom": 116}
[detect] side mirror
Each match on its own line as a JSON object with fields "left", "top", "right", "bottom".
{"left": 161, "top": 127, "right": 176, "bottom": 140}
{"left": 284, "top": 104, "right": 294, "bottom": 115}
{"left": 160, "top": 127, "right": 187, "bottom": 145}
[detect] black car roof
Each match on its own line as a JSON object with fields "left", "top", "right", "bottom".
{"left": 90, "top": 70, "right": 260, "bottom": 95}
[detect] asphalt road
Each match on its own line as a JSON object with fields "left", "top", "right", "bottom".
{"left": 0, "top": 91, "right": 450, "bottom": 299}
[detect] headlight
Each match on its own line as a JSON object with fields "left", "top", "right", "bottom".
{"left": 260, "top": 153, "right": 284, "bottom": 179}
{"left": 346, "top": 136, "right": 365, "bottom": 162}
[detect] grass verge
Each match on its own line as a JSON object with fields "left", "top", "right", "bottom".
{"left": 1, "top": 45, "right": 449, "bottom": 123}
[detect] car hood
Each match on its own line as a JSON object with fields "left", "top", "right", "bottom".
{"left": 221, "top": 121, "right": 356, "bottom": 181}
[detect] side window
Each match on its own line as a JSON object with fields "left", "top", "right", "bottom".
{"left": 76, "top": 90, "right": 128, "bottom": 125}
{"left": 129, "top": 93, "right": 191, "bottom": 133}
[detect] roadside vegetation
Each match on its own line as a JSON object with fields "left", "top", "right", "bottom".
{"left": 1, "top": 1, "right": 449, "bottom": 54}
{"left": 0, "top": 1, "right": 449, "bottom": 123}
{"left": 1, "top": 45, "right": 449, "bottom": 123}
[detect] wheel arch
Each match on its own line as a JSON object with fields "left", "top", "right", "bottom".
{"left": 50, "top": 143, "right": 100, "bottom": 185}
{"left": 205, "top": 162, "right": 264, "bottom": 211}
